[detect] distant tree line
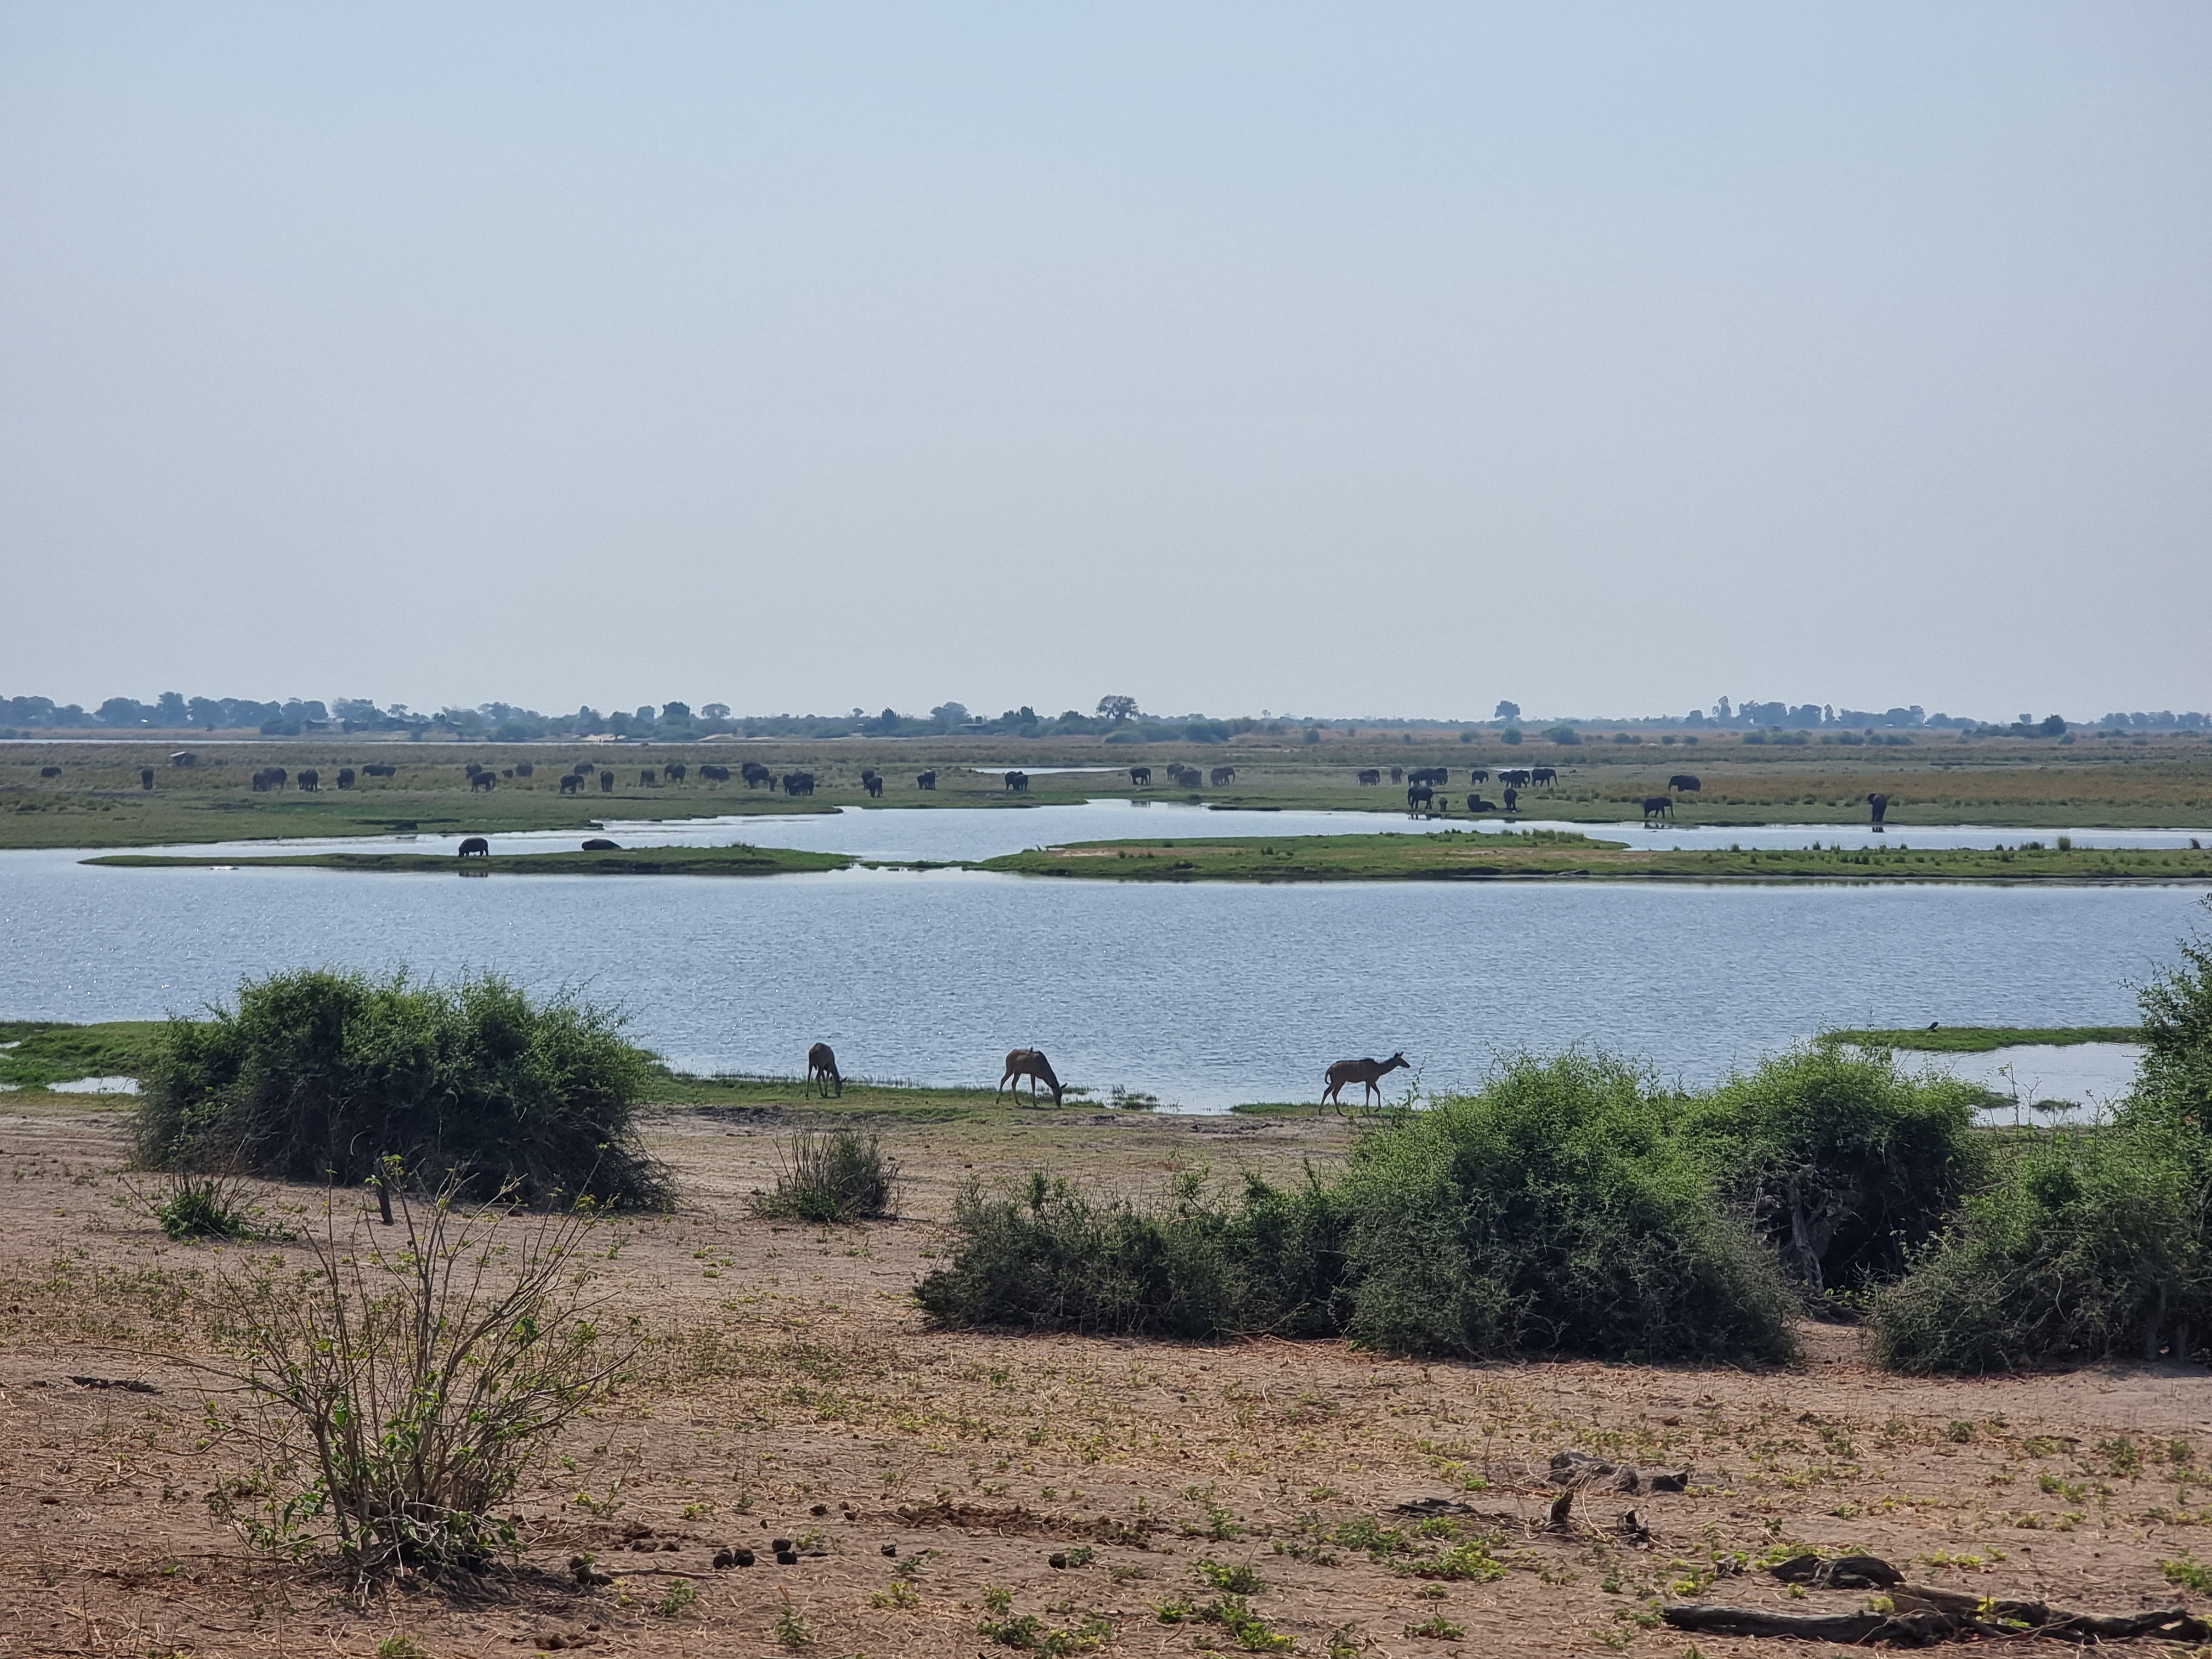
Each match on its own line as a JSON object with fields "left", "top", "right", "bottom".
{"left": 4, "top": 688, "right": 2205, "bottom": 740}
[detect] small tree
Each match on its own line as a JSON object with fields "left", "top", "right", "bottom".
{"left": 1097, "top": 695, "right": 1139, "bottom": 725}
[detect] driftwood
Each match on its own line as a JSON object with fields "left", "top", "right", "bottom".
{"left": 1666, "top": 1554, "right": 2212, "bottom": 1646}
{"left": 1549, "top": 1449, "right": 1689, "bottom": 1494}
{"left": 1770, "top": 1551, "right": 1903, "bottom": 1589}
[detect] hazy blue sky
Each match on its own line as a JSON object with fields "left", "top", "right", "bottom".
{"left": 2, "top": 3, "right": 2206, "bottom": 721}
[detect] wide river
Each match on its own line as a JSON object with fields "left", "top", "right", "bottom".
{"left": 2, "top": 801, "right": 2205, "bottom": 1110}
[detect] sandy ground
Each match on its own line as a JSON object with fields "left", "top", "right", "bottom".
{"left": 6, "top": 1095, "right": 2212, "bottom": 1658}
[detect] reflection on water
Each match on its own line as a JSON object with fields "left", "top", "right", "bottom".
{"left": 1, "top": 839, "right": 2199, "bottom": 1109}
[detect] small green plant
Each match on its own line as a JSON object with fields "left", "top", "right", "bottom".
{"left": 1946, "top": 1420, "right": 1975, "bottom": 1442}
{"left": 1324, "top": 1627, "right": 1363, "bottom": 1659}
{"left": 1412, "top": 1535, "right": 1507, "bottom": 1582}
{"left": 2164, "top": 1554, "right": 2212, "bottom": 1594}
{"left": 872, "top": 1578, "right": 922, "bottom": 1609}
{"left": 1196, "top": 1559, "right": 1266, "bottom": 1595}
{"left": 653, "top": 1577, "right": 698, "bottom": 1618}
{"left": 1405, "top": 1613, "right": 1468, "bottom": 1640}
{"left": 754, "top": 1128, "right": 902, "bottom": 1223}
{"left": 1061, "top": 1546, "right": 1096, "bottom": 1568}
{"left": 2101, "top": 1437, "right": 2143, "bottom": 1477}
{"left": 152, "top": 1171, "right": 256, "bottom": 1240}
{"left": 984, "top": 1585, "right": 1015, "bottom": 1614}
{"left": 774, "top": 1594, "right": 813, "bottom": 1648}
{"left": 375, "top": 1640, "right": 427, "bottom": 1659}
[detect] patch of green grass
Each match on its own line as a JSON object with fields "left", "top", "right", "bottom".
{"left": 1833, "top": 1025, "right": 2142, "bottom": 1052}
{"left": 87, "top": 843, "right": 851, "bottom": 877}
{"left": 0, "top": 1020, "right": 165, "bottom": 1088}
{"left": 980, "top": 834, "right": 2212, "bottom": 886}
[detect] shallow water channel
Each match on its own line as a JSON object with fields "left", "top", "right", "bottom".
{"left": 1, "top": 801, "right": 2202, "bottom": 1110}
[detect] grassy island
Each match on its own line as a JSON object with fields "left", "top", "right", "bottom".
{"left": 84, "top": 842, "right": 853, "bottom": 877}
{"left": 977, "top": 831, "right": 2212, "bottom": 884}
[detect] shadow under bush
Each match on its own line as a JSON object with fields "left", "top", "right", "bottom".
{"left": 1683, "top": 1041, "right": 1986, "bottom": 1297}
{"left": 135, "top": 967, "right": 666, "bottom": 1207}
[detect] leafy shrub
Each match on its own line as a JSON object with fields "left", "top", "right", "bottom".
{"left": 914, "top": 1167, "right": 1347, "bottom": 1339}
{"left": 754, "top": 1129, "right": 902, "bottom": 1222}
{"left": 1683, "top": 1042, "right": 1986, "bottom": 1295}
{"left": 2137, "top": 899, "right": 2212, "bottom": 1126}
{"left": 1335, "top": 1053, "right": 1794, "bottom": 1362}
{"left": 922, "top": 1055, "right": 1793, "bottom": 1363}
{"left": 154, "top": 1172, "right": 255, "bottom": 1239}
{"left": 136, "top": 968, "right": 664, "bottom": 1207}
{"left": 201, "top": 1183, "right": 634, "bottom": 1577}
{"left": 1869, "top": 1120, "right": 2206, "bottom": 1373}
{"left": 1872, "top": 905, "right": 2212, "bottom": 1373}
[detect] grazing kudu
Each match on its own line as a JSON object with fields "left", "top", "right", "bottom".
{"left": 1323, "top": 1052, "right": 1410, "bottom": 1109}
{"left": 997, "top": 1048, "right": 1063, "bottom": 1108}
{"left": 458, "top": 836, "right": 491, "bottom": 858}
{"left": 1641, "top": 795, "right": 1672, "bottom": 822}
{"left": 916, "top": 770, "right": 937, "bottom": 790}
{"left": 807, "top": 1042, "right": 843, "bottom": 1098}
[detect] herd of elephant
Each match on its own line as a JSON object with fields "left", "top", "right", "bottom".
{"left": 804, "top": 1041, "right": 1413, "bottom": 1110}
{"left": 1360, "top": 762, "right": 1570, "bottom": 816}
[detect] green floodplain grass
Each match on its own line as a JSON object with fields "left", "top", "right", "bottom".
{"left": 979, "top": 833, "right": 2212, "bottom": 884}
{"left": 5, "top": 728, "right": 2212, "bottom": 849}
{"left": 1833, "top": 1025, "right": 2143, "bottom": 1052}
{"left": 85, "top": 844, "right": 852, "bottom": 878}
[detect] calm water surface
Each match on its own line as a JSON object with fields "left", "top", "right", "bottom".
{"left": 3, "top": 805, "right": 2203, "bottom": 1110}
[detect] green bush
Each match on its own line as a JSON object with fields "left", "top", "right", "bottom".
{"left": 1335, "top": 1053, "right": 1794, "bottom": 1362}
{"left": 1683, "top": 1042, "right": 1985, "bottom": 1295}
{"left": 754, "top": 1129, "right": 902, "bottom": 1223}
{"left": 2137, "top": 899, "right": 2212, "bottom": 1127}
{"left": 135, "top": 968, "right": 664, "bottom": 1207}
{"left": 1873, "top": 905, "right": 2212, "bottom": 1371}
{"left": 1869, "top": 1121, "right": 2206, "bottom": 1373}
{"left": 921, "top": 1055, "right": 1794, "bottom": 1363}
{"left": 914, "top": 1167, "right": 1347, "bottom": 1339}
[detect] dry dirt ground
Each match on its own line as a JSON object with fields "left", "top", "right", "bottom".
{"left": 6, "top": 1095, "right": 2212, "bottom": 1658}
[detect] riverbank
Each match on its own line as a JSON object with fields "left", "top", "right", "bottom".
{"left": 978, "top": 832, "right": 2212, "bottom": 884}
{"left": 1, "top": 1096, "right": 2204, "bottom": 1658}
